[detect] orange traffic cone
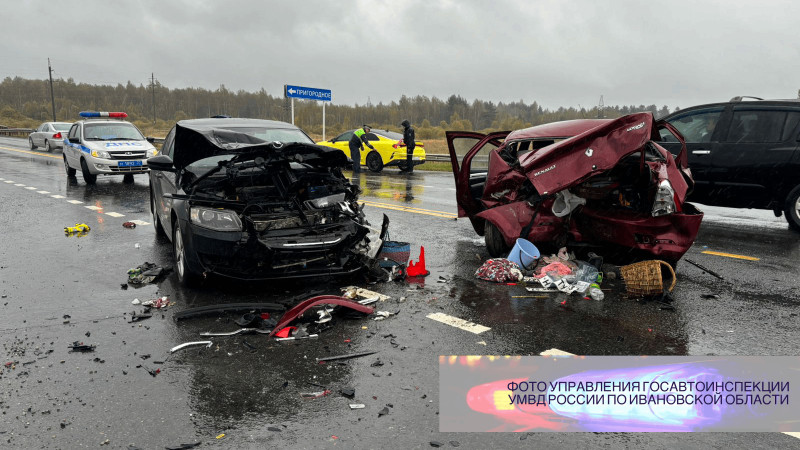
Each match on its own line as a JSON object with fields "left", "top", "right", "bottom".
{"left": 406, "top": 246, "right": 429, "bottom": 277}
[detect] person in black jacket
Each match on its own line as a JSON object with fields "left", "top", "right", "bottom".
{"left": 348, "top": 125, "right": 375, "bottom": 173}
{"left": 400, "top": 119, "right": 415, "bottom": 173}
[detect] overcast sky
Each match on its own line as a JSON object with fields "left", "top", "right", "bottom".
{"left": 3, "top": 0, "right": 799, "bottom": 111}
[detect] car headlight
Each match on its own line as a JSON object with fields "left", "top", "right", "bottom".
{"left": 146, "top": 149, "right": 157, "bottom": 157}
{"left": 91, "top": 149, "right": 111, "bottom": 158}
{"left": 190, "top": 207, "right": 242, "bottom": 231}
{"left": 652, "top": 180, "right": 676, "bottom": 217}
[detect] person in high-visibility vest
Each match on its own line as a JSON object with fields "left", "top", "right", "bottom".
{"left": 348, "top": 125, "right": 376, "bottom": 173}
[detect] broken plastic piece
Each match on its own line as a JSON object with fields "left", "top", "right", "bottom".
{"left": 128, "top": 312, "right": 152, "bottom": 323}
{"left": 349, "top": 404, "right": 366, "bottom": 409}
{"left": 316, "top": 350, "right": 377, "bottom": 363}
{"left": 174, "top": 303, "right": 285, "bottom": 321}
{"left": 274, "top": 326, "right": 297, "bottom": 339}
{"left": 274, "top": 334, "right": 318, "bottom": 341}
{"left": 64, "top": 223, "right": 91, "bottom": 235}
{"left": 122, "top": 221, "right": 136, "bottom": 229}
{"left": 685, "top": 258, "right": 724, "bottom": 280}
{"left": 165, "top": 443, "right": 201, "bottom": 450}
{"left": 170, "top": 341, "right": 212, "bottom": 353}
{"left": 268, "top": 295, "right": 374, "bottom": 338}
{"left": 300, "top": 390, "right": 331, "bottom": 399}
{"left": 373, "top": 311, "right": 396, "bottom": 321}
{"left": 341, "top": 387, "right": 355, "bottom": 398}
{"left": 68, "top": 341, "right": 95, "bottom": 352}
{"left": 200, "top": 328, "right": 272, "bottom": 337}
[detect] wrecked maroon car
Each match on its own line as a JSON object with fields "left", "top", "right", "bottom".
{"left": 447, "top": 112, "right": 703, "bottom": 265}
{"left": 148, "top": 118, "right": 379, "bottom": 286}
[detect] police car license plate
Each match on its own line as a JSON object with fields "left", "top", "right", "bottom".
{"left": 118, "top": 161, "right": 143, "bottom": 167}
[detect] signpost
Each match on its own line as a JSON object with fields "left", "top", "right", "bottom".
{"left": 285, "top": 84, "right": 332, "bottom": 140}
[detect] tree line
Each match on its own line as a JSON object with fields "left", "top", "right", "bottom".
{"left": 0, "top": 76, "right": 676, "bottom": 138}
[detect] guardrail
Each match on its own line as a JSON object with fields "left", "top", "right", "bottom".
{"left": 0, "top": 128, "right": 34, "bottom": 137}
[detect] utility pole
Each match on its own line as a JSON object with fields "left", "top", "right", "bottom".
{"left": 48, "top": 58, "right": 56, "bottom": 121}
{"left": 151, "top": 73, "right": 156, "bottom": 124}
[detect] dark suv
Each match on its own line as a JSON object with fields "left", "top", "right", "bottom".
{"left": 658, "top": 97, "right": 800, "bottom": 230}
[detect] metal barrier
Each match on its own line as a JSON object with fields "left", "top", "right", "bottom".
{"left": 0, "top": 128, "right": 34, "bottom": 138}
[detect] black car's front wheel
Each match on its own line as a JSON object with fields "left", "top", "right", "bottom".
{"left": 366, "top": 152, "right": 384, "bottom": 173}
{"left": 173, "top": 221, "right": 201, "bottom": 287}
{"left": 485, "top": 219, "right": 511, "bottom": 258}
{"left": 785, "top": 185, "right": 800, "bottom": 231}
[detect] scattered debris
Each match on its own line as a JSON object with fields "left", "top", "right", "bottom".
{"left": 127, "top": 262, "right": 171, "bottom": 285}
{"left": 701, "top": 294, "right": 719, "bottom": 299}
{"left": 122, "top": 221, "right": 136, "bottom": 228}
{"left": 174, "top": 303, "right": 285, "bottom": 321}
{"left": 378, "top": 406, "right": 390, "bottom": 417}
{"left": 430, "top": 441, "right": 444, "bottom": 447}
{"left": 475, "top": 258, "right": 523, "bottom": 283}
{"left": 131, "top": 298, "right": 141, "bottom": 305}
{"left": 170, "top": 341, "right": 213, "bottom": 354}
{"left": 64, "top": 223, "right": 90, "bottom": 236}
{"left": 316, "top": 350, "right": 377, "bottom": 363}
{"left": 300, "top": 390, "right": 331, "bottom": 399}
{"left": 349, "top": 404, "right": 366, "bottom": 409}
{"left": 165, "top": 442, "right": 201, "bottom": 450}
{"left": 373, "top": 311, "right": 397, "bottom": 321}
{"left": 215, "top": 434, "right": 225, "bottom": 439}
{"left": 269, "top": 295, "right": 374, "bottom": 338}
{"left": 267, "top": 427, "right": 282, "bottom": 432}
{"left": 142, "top": 296, "right": 171, "bottom": 309}
{"left": 340, "top": 387, "right": 355, "bottom": 398}
{"left": 128, "top": 311, "right": 152, "bottom": 323}
{"left": 342, "top": 287, "right": 391, "bottom": 302}
{"left": 200, "top": 328, "right": 271, "bottom": 337}
{"left": 68, "top": 341, "right": 95, "bottom": 352}
{"left": 685, "top": 258, "right": 724, "bottom": 280}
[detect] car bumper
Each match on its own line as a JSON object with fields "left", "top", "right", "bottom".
{"left": 183, "top": 220, "right": 368, "bottom": 280}
{"left": 86, "top": 157, "right": 149, "bottom": 175}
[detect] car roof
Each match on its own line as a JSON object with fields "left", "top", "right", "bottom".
{"left": 177, "top": 117, "right": 299, "bottom": 129}
{"left": 506, "top": 119, "right": 611, "bottom": 141}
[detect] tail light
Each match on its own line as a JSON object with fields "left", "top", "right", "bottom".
{"left": 53, "top": 132, "right": 62, "bottom": 139}
{"left": 652, "top": 180, "right": 677, "bottom": 217}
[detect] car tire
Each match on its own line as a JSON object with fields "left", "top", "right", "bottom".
{"left": 80, "top": 158, "right": 97, "bottom": 184}
{"left": 366, "top": 152, "right": 384, "bottom": 173}
{"left": 123, "top": 173, "right": 134, "bottom": 183}
{"left": 173, "top": 221, "right": 201, "bottom": 287}
{"left": 29, "top": 138, "right": 36, "bottom": 150}
{"left": 64, "top": 155, "right": 76, "bottom": 177}
{"left": 150, "top": 186, "right": 166, "bottom": 237}
{"left": 484, "top": 220, "right": 510, "bottom": 258}
{"left": 45, "top": 140, "right": 52, "bottom": 153}
{"left": 784, "top": 185, "right": 800, "bottom": 231}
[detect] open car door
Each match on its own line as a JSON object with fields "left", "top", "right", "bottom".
{"left": 446, "top": 131, "right": 510, "bottom": 221}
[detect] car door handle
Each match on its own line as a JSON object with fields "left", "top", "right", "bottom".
{"left": 692, "top": 150, "right": 711, "bottom": 155}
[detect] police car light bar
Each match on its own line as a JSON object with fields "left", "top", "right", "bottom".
{"left": 79, "top": 111, "right": 128, "bottom": 118}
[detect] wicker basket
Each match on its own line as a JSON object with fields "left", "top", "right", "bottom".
{"left": 620, "top": 260, "right": 676, "bottom": 297}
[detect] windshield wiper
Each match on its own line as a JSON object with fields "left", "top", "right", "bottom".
{"left": 107, "top": 137, "right": 139, "bottom": 141}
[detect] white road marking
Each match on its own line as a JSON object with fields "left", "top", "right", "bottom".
{"left": 539, "top": 348, "right": 575, "bottom": 356}
{"left": 14, "top": 183, "right": 25, "bottom": 186}
{"left": 129, "top": 219, "right": 151, "bottom": 226}
{"left": 4, "top": 180, "right": 14, "bottom": 183}
{"left": 785, "top": 432, "right": 800, "bottom": 440}
{"left": 37, "top": 190, "right": 50, "bottom": 194}
{"left": 105, "top": 212, "right": 125, "bottom": 218}
{"left": 50, "top": 195, "right": 65, "bottom": 199}
{"left": 67, "top": 200, "right": 83, "bottom": 204}
{"left": 426, "top": 312, "right": 490, "bottom": 334}
{"left": 24, "top": 186, "right": 36, "bottom": 190}
{"left": 84, "top": 206, "right": 102, "bottom": 211}
{"left": 0, "top": 178, "right": 3, "bottom": 180}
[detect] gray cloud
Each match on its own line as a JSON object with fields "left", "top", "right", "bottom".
{"left": 2, "top": 0, "right": 798, "bottom": 110}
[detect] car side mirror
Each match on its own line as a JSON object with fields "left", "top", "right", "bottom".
{"left": 148, "top": 154, "right": 176, "bottom": 172}
{"left": 69, "top": 137, "right": 80, "bottom": 144}
{"left": 146, "top": 137, "right": 156, "bottom": 143}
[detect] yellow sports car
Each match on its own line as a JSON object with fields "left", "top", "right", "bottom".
{"left": 317, "top": 128, "right": 426, "bottom": 173}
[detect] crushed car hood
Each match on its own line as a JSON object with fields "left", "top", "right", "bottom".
{"left": 518, "top": 113, "right": 659, "bottom": 196}
{"left": 173, "top": 122, "right": 348, "bottom": 170}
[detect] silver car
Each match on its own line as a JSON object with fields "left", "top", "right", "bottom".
{"left": 29, "top": 122, "right": 72, "bottom": 152}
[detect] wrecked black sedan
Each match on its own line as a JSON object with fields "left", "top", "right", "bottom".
{"left": 148, "top": 118, "right": 375, "bottom": 286}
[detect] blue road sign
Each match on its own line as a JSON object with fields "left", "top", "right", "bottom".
{"left": 284, "top": 84, "right": 332, "bottom": 101}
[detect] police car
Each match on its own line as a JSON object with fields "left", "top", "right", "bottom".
{"left": 62, "top": 112, "right": 157, "bottom": 184}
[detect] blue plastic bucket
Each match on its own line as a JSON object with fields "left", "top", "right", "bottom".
{"left": 507, "top": 238, "right": 540, "bottom": 270}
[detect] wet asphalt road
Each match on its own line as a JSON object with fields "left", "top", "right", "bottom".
{"left": 0, "top": 136, "right": 799, "bottom": 448}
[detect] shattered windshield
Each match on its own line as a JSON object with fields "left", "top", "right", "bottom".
{"left": 219, "top": 127, "right": 313, "bottom": 145}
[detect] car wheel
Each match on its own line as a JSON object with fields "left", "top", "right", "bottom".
{"left": 64, "top": 155, "right": 76, "bottom": 177}
{"left": 784, "top": 185, "right": 800, "bottom": 231}
{"left": 150, "top": 186, "right": 166, "bottom": 237}
{"left": 366, "top": 152, "right": 384, "bottom": 173}
{"left": 123, "top": 173, "right": 134, "bottom": 183}
{"left": 484, "top": 220, "right": 511, "bottom": 258}
{"left": 173, "top": 221, "right": 201, "bottom": 287}
{"left": 80, "top": 158, "right": 97, "bottom": 184}
{"left": 29, "top": 138, "right": 36, "bottom": 150}
{"left": 45, "top": 140, "right": 52, "bottom": 153}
